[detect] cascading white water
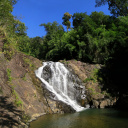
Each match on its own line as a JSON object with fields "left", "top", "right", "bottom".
{"left": 35, "top": 61, "right": 86, "bottom": 112}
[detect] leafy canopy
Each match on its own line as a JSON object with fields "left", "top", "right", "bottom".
{"left": 95, "top": 0, "right": 128, "bottom": 16}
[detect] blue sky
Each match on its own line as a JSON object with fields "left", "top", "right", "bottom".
{"left": 12, "top": 0, "right": 110, "bottom": 38}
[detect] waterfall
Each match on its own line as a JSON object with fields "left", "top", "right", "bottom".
{"left": 35, "top": 62, "right": 86, "bottom": 112}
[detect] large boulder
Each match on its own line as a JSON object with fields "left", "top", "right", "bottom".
{"left": 93, "top": 100, "right": 99, "bottom": 108}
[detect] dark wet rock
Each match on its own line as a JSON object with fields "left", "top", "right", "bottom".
{"left": 41, "top": 65, "right": 52, "bottom": 81}
{"left": 56, "top": 101, "right": 76, "bottom": 113}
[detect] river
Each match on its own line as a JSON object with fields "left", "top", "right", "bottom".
{"left": 29, "top": 108, "right": 128, "bottom": 128}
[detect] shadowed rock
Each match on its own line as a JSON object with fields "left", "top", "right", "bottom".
{"left": 41, "top": 65, "right": 52, "bottom": 81}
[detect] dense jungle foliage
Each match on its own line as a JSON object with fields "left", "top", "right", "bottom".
{"left": 0, "top": 0, "right": 128, "bottom": 102}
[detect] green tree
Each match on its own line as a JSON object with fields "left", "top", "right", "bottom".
{"left": 95, "top": 0, "right": 128, "bottom": 16}
{"left": 62, "top": 12, "right": 72, "bottom": 32}
{"left": 90, "top": 11, "right": 110, "bottom": 28}
{"left": 0, "top": 0, "right": 17, "bottom": 25}
{"left": 72, "top": 12, "right": 97, "bottom": 34}
{"left": 72, "top": 12, "right": 87, "bottom": 29}
{"left": 17, "top": 36, "right": 31, "bottom": 54}
{"left": 29, "top": 36, "right": 43, "bottom": 58}
{"left": 14, "top": 20, "right": 27, "bottom": 36}
{"left": 40, "top": 21, "right": 65, "bottom": 60}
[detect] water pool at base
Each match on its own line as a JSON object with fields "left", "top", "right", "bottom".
{"left": 29, "top": 109, "right": 128, "bottom": 128}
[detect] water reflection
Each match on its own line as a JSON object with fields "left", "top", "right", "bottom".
{"left": 30, "top": 109, "right": 128, "bottom": 128}
{"left": 44, "top": 112, "right": 80, "bottom": 128}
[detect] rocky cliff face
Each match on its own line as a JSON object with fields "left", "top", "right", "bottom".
{"left": 0, "top": 48, "right": 73, "bottom": 127}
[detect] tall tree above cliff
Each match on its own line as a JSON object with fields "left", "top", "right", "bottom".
{"left": 0, "top": 0, "right": 13, "bottom": 25}
{"left": 62, "top": 12, "right": 72, "bottom": 32}
{"left": 40, "top": 21, "right": 65, "bottom": 60}
{"left": 95, "top": 0, "right": 128, "bottom": 16}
